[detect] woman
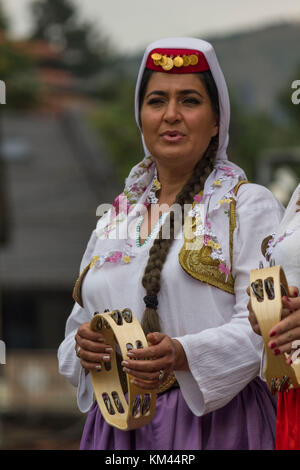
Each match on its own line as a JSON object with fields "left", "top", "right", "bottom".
{"left": 58, "top": 37, "right": 284, "bottom": 450}
{"left": 248, "top": 183, "right": 300, "bottom": 450}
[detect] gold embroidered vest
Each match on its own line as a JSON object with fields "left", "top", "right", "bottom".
{"left": 178, "top": 180, "right": 248, "bottom": 295}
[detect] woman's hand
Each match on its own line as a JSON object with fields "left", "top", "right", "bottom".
{"left": 75, "top": 322, "right": 113, "bottom": 373}
{"left": 247, "top": 285, "right": 298, "bottom": 338}
{"left": 267, "top": 294, "right": 300, "bottom": 364}
{"left": 120, "top": 332, "right": 188, "bottom": 390}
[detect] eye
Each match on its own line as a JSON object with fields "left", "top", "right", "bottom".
{"left": 182, "top": 97, "right": 201, "bottom": 105}
{"left": 147, "top": 97, "right": 165, "bottom": 106}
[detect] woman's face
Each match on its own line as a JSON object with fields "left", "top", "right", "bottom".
{"left": 140, "top": 72, "right": 219, "bottom": 167}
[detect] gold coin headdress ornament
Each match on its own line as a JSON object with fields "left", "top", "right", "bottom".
{"left": 146, "top": 48, "right": 210, "bottom": 73}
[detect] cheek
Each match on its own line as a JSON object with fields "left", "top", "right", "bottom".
{"left": 191, "top": 112, "right": 218, "bottom": 138}
{"left": 140, "top": 111, "right": 160, "bottom": 140}
{"left": 140, "top": 110, "right": 151, "bottom": 133}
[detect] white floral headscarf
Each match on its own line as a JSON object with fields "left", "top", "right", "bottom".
{"left": 123, "top": 37, "right": 247, "bottom": 275}
{"left": 95, "top": 37, "right": 247, "bottom": 277}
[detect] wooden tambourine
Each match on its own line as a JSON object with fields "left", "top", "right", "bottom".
{"left": 89, "top": 308, "right": 176, "bottom": 430}
{"left": 250, "top": 265, "right": 300, "bottom": 394}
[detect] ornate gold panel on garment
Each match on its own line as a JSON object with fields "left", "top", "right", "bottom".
{"left": 179, "top": 181, "right": 248, "bottom": 295}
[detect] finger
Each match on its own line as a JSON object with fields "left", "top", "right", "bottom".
{"left": 281, "top": 306, "right": 293, "bottom": 319}
{"left": 129, "top": 377, "right": 160, "bottom": 390}
{"left": 80, "top": 359, "right": 103, "bottom": 372}
{"left": 268, "top": 304, "right": 299, "bottom": 337}
{"left": 121, "top": 356, "right": 168, "bottom": 373}
{"left": 288, "top": 286, "right": 299, "bottom": 297}
{"left": 126, "top": 342, "right": 168, "bottom": 360}
{"left": 123, "top": 367, "right": 160, "bottom": 382}
{"left": 268, "top": 326, "right": 300, "bottom": 353}
{"left": 78, "top": 347, "right": 113, "bottom": 366}
{"left": 76, "top": 327, "right": 106, "bottom": 343}
{"left": 282, "top": 296, "right": 300, "bottom": 311}
{"left": 246, "top": 286, "right": 250, "bottom": 296}
{"left": 75, "top": 335, "right": 111, "bottom": 354}
{"left": 267, "top": 343, "right": 292, "bottom": 356}
{"left": 269, "top": 310, "right": 300, "bottom": 338}
{"left": 146, "top": 332, "right": 165, "bottom": 346}
{"left": 130, "top": 369, "right": 172, "bottom": 390}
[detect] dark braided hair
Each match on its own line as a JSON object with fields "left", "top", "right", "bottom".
{"left": 138, "top": 68, "right": 220, "bottom": 336}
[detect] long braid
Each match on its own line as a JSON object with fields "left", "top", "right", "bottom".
{"left": 141, "top": 136, "right": 218, "bottom": 335}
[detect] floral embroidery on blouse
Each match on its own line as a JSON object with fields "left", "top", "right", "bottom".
{"left": 97, "top": 165, "right": 160, "bottom": 239}
{"left": 90, "top": 242, "right": 136, "bottom": 268}
{"left": 96, "top": 157, "right": 244, "bottom": 281}
{"left": 123, "top": 155, "right": 155, "bottom": 205}
{"left": 265, "top": 230, "right": 295, "bottom": 261}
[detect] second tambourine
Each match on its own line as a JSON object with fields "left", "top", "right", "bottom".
{"left": 250, "top": 265, "right": 300, "bottom": 394}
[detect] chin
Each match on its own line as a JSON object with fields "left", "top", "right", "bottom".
{"left": 152, "top": 144, "right": 190, "bottom": 161}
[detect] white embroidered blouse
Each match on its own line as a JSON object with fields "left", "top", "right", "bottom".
{"left": 57, "top": 182, "right": 283, "bottom": 416}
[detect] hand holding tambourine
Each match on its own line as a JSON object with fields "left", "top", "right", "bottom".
{"left": 88, "top": 309, "right": 176, "bottom": 430}
{"left": 250, "top": 265, "right": 300, "bottom": 394}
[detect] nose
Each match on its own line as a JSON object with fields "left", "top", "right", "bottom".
{"left": 163, "top": 99, "right": 181, "bottom": 123}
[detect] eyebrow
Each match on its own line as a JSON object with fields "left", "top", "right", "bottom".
{"left": 145, "top": 89, "right": 204, "bottom": 99}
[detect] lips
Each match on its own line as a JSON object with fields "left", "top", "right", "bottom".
{"left": 161, "top": 130, "right": 185, "bottom": 142}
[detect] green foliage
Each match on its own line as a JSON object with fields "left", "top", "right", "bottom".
{"left": 30, "top": 0, "right": 110, "bottom": 77}
{"left": 228, "top": 92, "right": 281, "bottom": 180}
{"left": 0, "top": 0, "right": 8, "bottom": 31}
{"left": 89, "top": 77, "right": 143, "bottom": 182}
{"left": 0, "top": 40, "right": 42, "bottom": 109}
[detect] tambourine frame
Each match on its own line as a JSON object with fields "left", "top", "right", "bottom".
{"left": 250, "top": 265, "right": 300, "bottom": 394}
{"left": 89, "top": 309, "right": 157, "bottom": 430}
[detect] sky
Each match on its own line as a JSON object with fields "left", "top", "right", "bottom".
{"left": 3, "top": 0, "right": 300, "bottom": 54}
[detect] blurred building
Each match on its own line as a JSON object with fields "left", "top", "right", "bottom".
{"left": 0, "top": 37, "right": 121, "bottom": 449}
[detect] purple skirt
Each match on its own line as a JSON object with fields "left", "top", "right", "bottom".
{"left": 80, "top": 378, "right": 276, "bottom": 450}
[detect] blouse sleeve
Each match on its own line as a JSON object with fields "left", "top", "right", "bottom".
{"left": 174, "top": 183, "right": 284, "bottom": 416}
{"left": 57, "top": 229, "right": 97, "bottom": 413}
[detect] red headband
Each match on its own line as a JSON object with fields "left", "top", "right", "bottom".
{"left": 146, "top": 48, "right": 210, "bottom": 74}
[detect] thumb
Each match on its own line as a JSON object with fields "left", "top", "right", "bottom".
{"left": 288, "top": 285, "right": 299, "bottom": 298}
{"left": 146, "top": 332, "right": 164, "bottom": 345}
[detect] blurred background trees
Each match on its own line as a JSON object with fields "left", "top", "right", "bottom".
{"left": 2, "top": 0, "right": 298, "bottom": 185}
{"left": 0, "top": 4, "right": 41, "bottom": 109}
{"left": 30, "top": 0, "right": 111, "bottom": 77}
